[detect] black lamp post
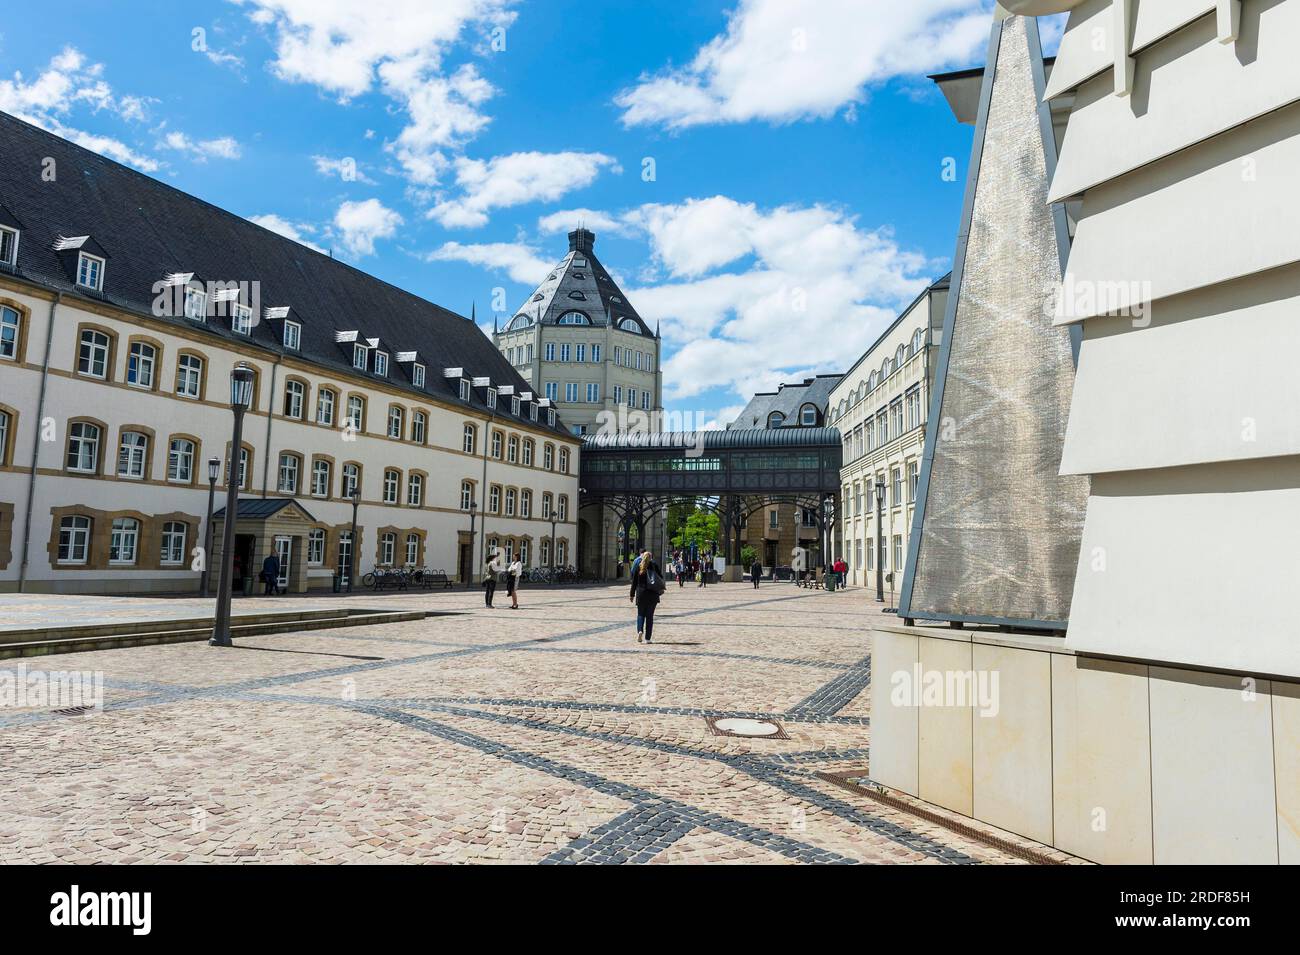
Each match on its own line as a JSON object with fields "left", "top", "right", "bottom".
{"left": 874, "top": 479, "right": 886, "bottom": 603}
{"left": 201, "top": 456, "right": 220, "bottom": 596}
{"left": 549, "top": 516, "right": 558, "bottom": 574}
{"left": 464, "top": 498, "right": 478, "bottom": 588}
{"left": 347, "top": 487, "right": 360, "bottom": 593}
{"left": 210, "top": 363, "right": 255, "bottom": 647}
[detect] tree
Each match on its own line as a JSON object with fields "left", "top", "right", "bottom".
{"left": 741, "top": 545, "right": 757, "bottom": 569}
{"left": 670, "top": 507, "right": 720, "bottom": 554}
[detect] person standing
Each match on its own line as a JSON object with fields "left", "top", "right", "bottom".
{"left": 483, "top": 548, "right": 504, "bottom": 608}
{"left": 750, "top": 556, "right": 762, "bottom": 589}
{"left": 675, "top": 555, "right": 686, "bottom": 587}
{"left": 507, "top": 555, "right": 523, "bottom": 609}
{"left": 261, "top": 552, "right": 280, "bottom": 596}
{"left": 630, "top": 547, "right": 664, "bottom": 644}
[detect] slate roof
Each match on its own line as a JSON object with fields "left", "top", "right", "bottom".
{"left": 500, "top": 229, "right": 654, "bottom": 337}
{"left": 728, "top": 374, "right": 843, "bottom": 430}
{"left": 212, "top": 498, "right": 318, "bottom": 521}
{"left": 0, "top": 109, "right": 568, "bottom": 436}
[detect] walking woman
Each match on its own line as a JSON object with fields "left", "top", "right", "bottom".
{"left": 483, "top": 548, "right": 505, "bottom": 608}
{"left": 507, "top": 555, "right": 523, "bottom": 609}
{"left": 630, "top": 547, "right": 664, "bottom": 644}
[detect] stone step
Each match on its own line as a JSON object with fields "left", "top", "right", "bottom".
{"left": 0, "top": 609, "right": 430, "bottom": 659}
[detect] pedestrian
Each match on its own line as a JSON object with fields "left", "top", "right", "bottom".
{"left": 261, "top": 552, "right": 280, "bottom": 595}
{"left": 750, "top": 556, "right": 762, "bottom": 589}
{"left": 630, "top": 547, "right": 664, "bottom": 644}
{"left": 483, "top": 548, "right": 504, "bottom": 608}
{"left": 675, "top": 556, "right": 686, "bottom": 587}
{"left": 698, "top": 554, "right": 708, "bottom": 588}
{"left": 507, "top": 555, "right": 523, "bottom": 609}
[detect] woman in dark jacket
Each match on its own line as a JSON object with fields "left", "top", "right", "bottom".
{"left": 629, "top": 548, "right": 662, "bottom": 644}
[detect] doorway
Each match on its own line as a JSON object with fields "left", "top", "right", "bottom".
{"left": 458, "top": 542, "right": 471, "bottom": 585}
{"left": 274, "top": 536, "right": 293, "bottom": 592}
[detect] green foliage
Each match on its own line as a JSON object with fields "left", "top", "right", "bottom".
{"left": 740, "top": 545, "right": 757, "bottom": 568}
{"left": 670, "top": 507, "right": 720, "bottom": 553}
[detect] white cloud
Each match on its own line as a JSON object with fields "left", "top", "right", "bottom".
{"left": 313, "top": 154, "right": 377, "bottom": 184}
{"left": 616, "top": 0, "right": 994, "bottom": 129}
{"left": 0, "top": 47, "right": 160, "bottom": 170}
{"left": 333, "top": 198, "right": 404, "bottom": 257}
{"left": 233, "top": 0, "right": 515, "bottom": 184}
{"left": 161, "top": 130, "right": 243, "bottom": 161}
{"left": 426, "top": 240, "right": 551, "bottom": 286}
{"left": 537, "top": 208, "right": 635, "bottom": 238}
{"left": 429, "top": 151, "right": 621, "bottom": 228}
{"left": 617, "top": 197, "right": 933, "bottom": 400}
{"left": 249, "top": 213, "right": 327, "bottom": 253}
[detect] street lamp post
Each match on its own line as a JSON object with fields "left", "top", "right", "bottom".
{"left": 209, "top": 364, "right": 255, "bottom": 647}
{"left": 201, "top": 456, "right": 220, "bottom": 597}
{"left": 347, "top": 488, "right": 360, "bottom": 593}
{"left": 874, "top": 479, "right": 886, "bottom": 603}
{"left": 464, "top": 499, "right": 478, "bottom": 588}
{"left": 550, "top": 516, "right": 558, "bottom": 574}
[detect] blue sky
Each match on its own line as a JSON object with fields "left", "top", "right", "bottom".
{"left": 0, "top": 0, "right": 1060, "bottom": 427}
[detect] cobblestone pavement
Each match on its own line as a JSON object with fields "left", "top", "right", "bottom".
{"left": 0, "top": 583, "right": 1073, "bottom": 864}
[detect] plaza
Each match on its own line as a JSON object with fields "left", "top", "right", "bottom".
{"left": 0, "top": 584, "right": 1074, "bottom": 864}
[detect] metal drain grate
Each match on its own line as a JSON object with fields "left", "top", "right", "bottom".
{"left": 51, "top": 705, "right": 94, "bottom": 717}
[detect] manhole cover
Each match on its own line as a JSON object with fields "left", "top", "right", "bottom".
{"left": 706, "top": 716, "right": 789, "bottom": 739}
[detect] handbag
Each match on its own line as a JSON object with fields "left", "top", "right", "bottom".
{"left": 648, "top": 567, "right": 666, "bottom": 595}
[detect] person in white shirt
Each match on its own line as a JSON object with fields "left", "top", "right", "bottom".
{"left": 483, "top": 549, "right": 505, "bottom": 608}
{"left": 506, "top": 556, "right": 523, "bottom": 609}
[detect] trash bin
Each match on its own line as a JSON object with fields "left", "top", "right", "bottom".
{"left": 825, "top": 571, "right": 836, "bottom": 592}
{"left": 241, "top": 576, "right": 253, "bottom": 596}
{"left": 332, "top": 572, "right": 341, "bottom": 593}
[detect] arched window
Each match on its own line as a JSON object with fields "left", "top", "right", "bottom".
{"left": 506, "top": 314, "right": 534, "bottom": 332}
{"left": 767, "top": 411, "right": 785, "bottom": 428}
{"left": 543, "top": 443, "right": 554, "bottom": 470}
{"left": 556, "top": 311, "right": 590, "bottom": 325}
{"left": 411, "top": 410, "right": 427, "bottom": 444}
{"left": 382, "top": 468, "right": 400, "bottom": 504}
{"left": 912, "top": 328, "right": 926, "bottom": 354}
{"left": 461, "top": 481, "right": 474, "bottom": 510}
{"left": 311, "top": 458, "right": 331, "bottom": 497}
{"left": 341, "top": 462, "right": 360, "bottom": 498}
{"left": 117, "top": 431, "right": 148, "bottom": 479}
{"left": 618, "top": 319, "right": 641, "bottom": 333}
{"left": 463, "top": 424, "right": 477, "bottom": 454}
{"left": 522, "top": 439, "right": 534, "bottom": 467}
{"left": 387, "top": 405, "right": 404, "bottom": 439}
{"left": 800, "top": 404, "right": 818, "bottom": 426}
{"left": 346, "top": 395, "right": 365, "bottom": 432}
{"left": 0, "top": 305, "right": 22, "bottom": 361}
{"left": 58, "top": 515, "right": 92, "bottom": 564}
{"left": 67, "top": 421, "right": 101, "bottom": 473}
{"left": 557, "top": 495, "right": 569, "bottom": 520}
{"left": 126, "top": 341, "right": 157, "bottom": 389}
{"left": 160, "top": 521, "right": 187, "bottom": 565}
{"left": 505, "top": 488, "right": 516, "bottom": 516}
{"left": 558, "top": 447, "right": 569, "bottom": 474}
{"left": 176, "top": 353, "right": 204, "bottom": 399}
{"left": 316, "top": 387, "right": 337, "bottom": 425}
{"left": 77, "top": 328, "right": 113, "bottom": 379}
{"left": 278, "top": 453, "right": 301, "bottom": 493}
{"left": 407, "top": 472, "right": 424, "bottom": 506}
{"left": 283, "top": 379, "right": 305, "bottom": 419}
{"left": 167, "top": 437, "right": 195, "bottom": 483}
{"left": 895, "top": 344, "right": 906, "bottom": 369}
{"left": 521, "top": 489, "right": 532, "bottom": 518}
{"left": 380, "top": 532, "right": 396, "bottom": 566}
{"left": 109, "top": 517, "right": 140, "bottom": 565}
{"left": 507, "top": 435, "right": 519, "bottom": 463}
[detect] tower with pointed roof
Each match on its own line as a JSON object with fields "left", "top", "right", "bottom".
{"left": 493, "top": 229, "right": 665, "bottom": 576}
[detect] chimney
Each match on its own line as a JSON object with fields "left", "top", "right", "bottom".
{"left": 568, "top": 228, "right": 595, "bottom": 253}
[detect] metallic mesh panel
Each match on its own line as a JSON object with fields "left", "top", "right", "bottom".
{"left": 906, "top": 16, "right": 1088, "bottom": 627}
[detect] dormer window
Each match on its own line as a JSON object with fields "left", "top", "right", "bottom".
{"left": 459, "top": 379, "right": 470, "bottom": 402}
{"left": 0, "top": 226, "right": 17, "bottom": 267}
{"left": 412, "top": 363, "right": 426, "bottom": 388}
{"left": 76, "top": 253, "right": 103, "bottom": 291}
{"left": 487, "top": 388, "right": 498, "bottom": 410}
{"left": 183, "top": 286, "right": 207, "bottom": 322}
{"left": 528, "top": 403, "right": 537, "bottom": 421}
{"left": 283, "top": 320, "right": 301, "bottom": 350}
{"left": 511, "top": 396, "right": 521, "bottom": 416}
{"left": 619, "top": 319, "right": 641, "bottom": 334}
{"left": 232, "top": 303, "right": 253, "bottom": 335}
{"left": 573, "top": 257, "right": 587, "bottom": 268}
{"left": 374, "top": 351, "right": 389, "bottom": 377}
{"left": 353, "top": 344, "right": 367, "bottom": 370}
{"left": 547, "top": 408, "right": 556, "bottom": 427}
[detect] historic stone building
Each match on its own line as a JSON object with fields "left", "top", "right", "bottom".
{"left": 0, "top": 110, "right": 580, "bottom": 594}
{"left": 826, "top": 275, "right": 948, "bottom": 594}
{"left": 728, "top": 375, "right": 840, "bottom": 571}
{"left": 493, "top": 229, "right": 664, "bottom": 576}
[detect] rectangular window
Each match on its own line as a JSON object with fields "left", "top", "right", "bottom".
{"left": 511, "top": 396, "right": 521, "bottom": 417}
{"left": 109, "top": 518, "right": 139, "bottom": 564}
{"left": 183, "top": 286, "right": 207, "bottom": 322}
{"left": 161, "top": 522, "right": 186, "bottom": 565}
{"left": 0, "top": 226, "right": 17, "bottom": 267}
{"left": 893, "top": 535, "right": 903, "bottom": 572}
{"left": 575, "top": 344, "right": 586, "bottom": 363}
{"left": 283, "top": 321, "right": 301, "bottom": 350}
{"left": 58, "top": 516, "right": 91, "bottom": 564}
{"left": 641, "top": 392, "right": 649, "bottom": 410}
{"left": 613, "top": 346, "right": 621, "bottom": 366}
{"left": 76, "top": 253, "right": 103, "bottom": 290}
{"left": 353, "top": 344, "right": 367, "bottom": 370}
{"left": 591, "top": 344, "right": 601, "bottom": 363}
{"left": 891, "top": 467, "right": 902, "bottom": 508}
{"left": 907, "top": 461, "right": 919, "bottom": 502}
{"left": 374, "top": 352, "right": 389, "bottom": 377}
{"left": 487, "top": 388, "right": 498, "bottom": 409}
{"left": 278, "top": 454, "right": 300, "bottom": 493}
{"left": 613, "top": 385, "right": 622, "bottom": 404}
{"left": 413, "top": 363, "right": 426, "bottom": 388}
{"left": 564, "top": 382, "right": 578, "bottom": 403}
{"left": 311, "top": 460, "right": 330, "bottom": 497}
{"left": 586, "top": 383, "right": 599, "bottom": 403}
{"left": 167, "top": 438, "right": 194, "bottom": 483}
{"left": 406, "top": 534, "right": 419, "bottom": 566}
{"left": 626, "top": 388, "right": 636, "bottom": 408}
{"left": 231, "top": 303, "right": 253, "bottom": 335}
{"left": 560, "top": 344, "right": 571, "bottom": 362}
{"left": 117, "top": 432, "right": 147, "bottom": 479}
{"left": 78, "top": 330, "right": 110, "bottom": 379}
{"left": 316, "top": 389, "right": 336, "bottom": 425}
{"left": 545, "top": 382, "right": 558, "bottom": 401}
{"left": 544, "top": 343, "right": 555, "bottom": 361}
{"left": 308, "top": 529, "right": 325, "bottom": 564}
{"left": 412, "top": 411, "right": 426, "bottom": 444}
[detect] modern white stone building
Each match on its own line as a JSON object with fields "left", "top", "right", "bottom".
{"left": 827, "top": 276, "right": 948, "bottom": 593}
{"left": 0, "top": 110, "right": 581, "bottom": 595}
{"left": 493, "top": 229, "right": 665, "bottom": 576}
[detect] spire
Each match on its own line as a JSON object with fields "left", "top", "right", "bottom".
{"left": 568, "top": 228, "right": 595, "bottom": 253}
{"left": 472, "top": 300, "right": 477, "bottom": 323}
